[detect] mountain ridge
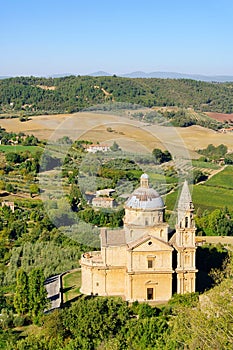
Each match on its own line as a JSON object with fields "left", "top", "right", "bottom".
{"left": 88, "top": 71, "right": 233, "bottom": 82}
{"left": 1, "top": 71, "right": 233, "bottom": 82}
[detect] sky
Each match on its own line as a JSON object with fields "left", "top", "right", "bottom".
{"left": 1, "top": 0, "right": 233, "bottom": 76}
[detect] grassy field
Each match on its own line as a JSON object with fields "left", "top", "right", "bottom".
{"left": 191, "top": 160, "right": 220, "bottom": 170}
{"left": 148, "top": 172, "right": 178, "bottom": 184}
{"left": 62, "top": 270, "right": 81, "bottom": 304}
{"left": 0, "top": 145, "right": 42, "bottom": 154}
{"left": 204, "top": 166, "right": 233, "bottom": 189}
{"left": 192, "top": 185, "right": 233, "bottom": 211}
{"left": 165, "top": 165, "right": 233, "bottom": 212}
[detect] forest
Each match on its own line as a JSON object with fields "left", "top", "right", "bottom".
{"left": 1, "top": 75, "right": 233, "bottom": 116}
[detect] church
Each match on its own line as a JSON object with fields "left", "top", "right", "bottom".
{"left": 80, "top": 174, "right": 197, "bottom": 303}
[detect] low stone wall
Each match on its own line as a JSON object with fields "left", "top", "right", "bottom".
{"left": 197, "top": 236, "right": 233, "bottom": 248}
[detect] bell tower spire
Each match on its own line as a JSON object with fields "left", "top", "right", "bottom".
{"left": 177, "top": 180, "right": 195, "bottom": 229}
{"left": 175, "top": 180, "right": 197, "bottom": 294}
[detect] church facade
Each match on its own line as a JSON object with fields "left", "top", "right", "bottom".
{"left": 80, "top": 174, "right": 197, "bottom": 303}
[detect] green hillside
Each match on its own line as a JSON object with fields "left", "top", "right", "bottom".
{"left": 1, "top": 75, "right": 233, "bottom": 117}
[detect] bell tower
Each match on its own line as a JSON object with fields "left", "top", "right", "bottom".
{"left": 175, "top": 181, "right": 197, "bottom": 294}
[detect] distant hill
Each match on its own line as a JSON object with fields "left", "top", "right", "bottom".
{"left": 3, "top": 71, "right": 233, "bottom": 82}
{"left": 88, "top": 71, "right": 112, "bottom": 77}
{"left": 48, "top": 73, "right": 73, "bottom": 78}
{"left": 1, "top": 75, "right": 233, "bottom": 117}
{"left": 89, "top": 71, "right": 233, "bottom": 82}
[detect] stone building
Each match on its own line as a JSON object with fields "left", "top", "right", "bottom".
{"left": 80, "top": 174, "right": 197, "bottom": 303}
{"left": 92, "top": 196, "right": 115, "bottom": 208}
{"left": 86, "top": 144, "right": 110, "bottom": 153}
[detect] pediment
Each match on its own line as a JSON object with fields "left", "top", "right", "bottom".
{"left": 128, "top": 235, "right": 173, "bottom": 252}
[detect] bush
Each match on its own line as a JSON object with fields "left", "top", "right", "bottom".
{"left": 5, "top": 183, "right": 16, "bottom": 193}
{"left": 13, "top": 315, "right": 25, "bottom": 327}
{"left": 0, "top": 309, "right": 14, "bottom": 330}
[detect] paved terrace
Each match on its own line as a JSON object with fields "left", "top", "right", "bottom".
{"left": 81, "top": 251, "right": 104, "bottom": 266}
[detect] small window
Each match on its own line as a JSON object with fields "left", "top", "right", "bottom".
{"left": 148, "top": 259, "right": 153, "bottom": 268}
{"left": 147, "top": 288, "right": 153, "bottom": 300}
{"left": 185, "top": 217, "right": 189, "bottom": 228}
{"left": 96, "top": 282, "right": 99, "bottom": 286}
{"left": 185, "top": 255, "right": 190, "bottom": 265}
{"left": 148, "top": 241, "right": 152, "bottom": 246}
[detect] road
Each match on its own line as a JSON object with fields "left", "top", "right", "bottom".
{"left": 44, "top": 274, "right": 62, "bottom": 311}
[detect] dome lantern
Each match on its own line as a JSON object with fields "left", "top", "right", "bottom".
{"left": 140, "top": 173, "right": 149, "bottom": 188}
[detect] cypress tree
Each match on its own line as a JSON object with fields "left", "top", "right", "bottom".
{"left": 14, "top": 269, "right": 29, "bottom": 315}
{"left": 28, "top": 267, "right": 47, "bottom": 320}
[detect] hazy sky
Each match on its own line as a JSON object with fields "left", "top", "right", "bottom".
{"left": 1, "top": 0, "right": 233, "bottom": 76}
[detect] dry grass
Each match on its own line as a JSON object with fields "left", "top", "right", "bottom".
{"left": 35, "top": 85, "right": 56, "bottom": 90}
{"left": 0, "top": 112, "right": 232, "bottom": 154}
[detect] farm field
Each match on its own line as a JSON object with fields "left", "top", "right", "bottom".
{"left": 192, "top": 185, "right": 233, "bottom": 211}
{"left": 165, "top": 165, "right": 233, "bottom": 212}
{"left": 0, "top": 112, "right": 232, "bottom": 154}
{"left": 204, "top": 165, "right": 233, "bottom": 189}
{"left": 0, "top": 145, "right": 42, "bottom": 154}
{"left": 205, "top": 111, "right": 233, "bottom": 122}
{"left": 191, "top": 160, "right": 220, "bottom": 170}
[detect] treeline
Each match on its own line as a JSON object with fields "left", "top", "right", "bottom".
{"left": 0, "top": 126, "right": 40, "bottom": 145}
{"left": 132, "top": 109, "right": 223, "bottom": 130}
{"left": 198, "top": 143, "right": 233, "bottom": 163}
{"left": 1, "top": 75, "right": 233, "bottom": 114}
{"left": 196, "top": 207, "right": 233, "bottom": 236}
{"left": 198, "top": 143, "right": 228, "bottom": 159}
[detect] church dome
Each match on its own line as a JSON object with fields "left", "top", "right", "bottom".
{"left": 125, "top": 173, "right": 164, "bottom": 210}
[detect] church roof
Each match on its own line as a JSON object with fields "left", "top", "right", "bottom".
{"left": 101, "top": 229, "right": 126, "bottom": 247}
{"left": 125, "top": 173, "right": 164, "bottom": 210}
